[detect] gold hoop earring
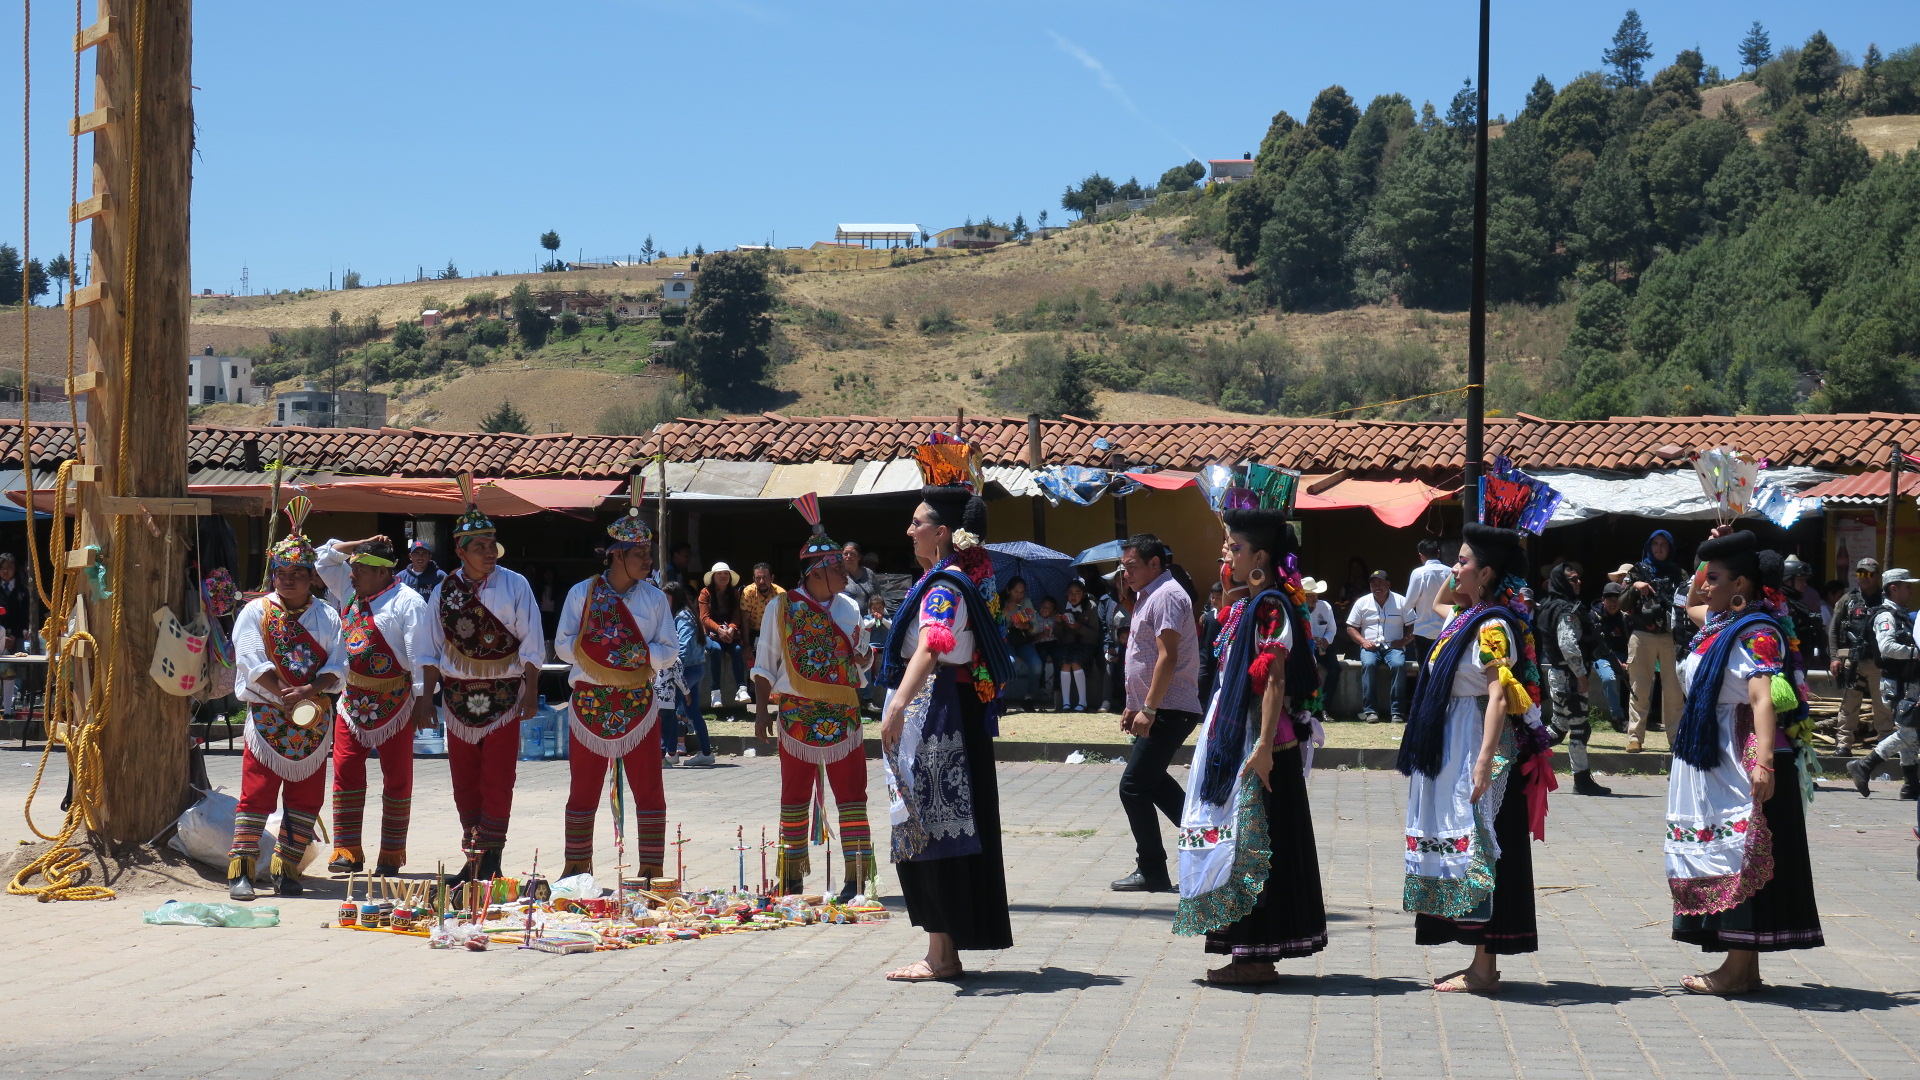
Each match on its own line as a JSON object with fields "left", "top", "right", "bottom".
{"left": 1730, "top": 594, "right": 1748, "bottom": 611}
{"left": 1248, "top": 567, "right": 1266, "bottom": 588}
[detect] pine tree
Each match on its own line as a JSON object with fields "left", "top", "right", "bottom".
{"left": 1737, "top": 21, "right": 1772, "bottom": 71}
{"left": 1521, "top": 76, "right": 1556, "bottom": 122}
{"left": 1602, "top": 9, "right": 1654, "bottom": 88}
{"left": 480, "top": 399, "right": 532, "bottom": 434}
{"left": 684, "top": 252, "right": 776, "bottom": 401}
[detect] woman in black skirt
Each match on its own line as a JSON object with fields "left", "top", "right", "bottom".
{"left": 878, "top": 473, "right": 1016, "bottom": 982}
{"left": 1666, "top": 530, "right": 1823, "bottom": 995}
{"left": 1173, "top": 507, "right": 1327, "bottom": 985}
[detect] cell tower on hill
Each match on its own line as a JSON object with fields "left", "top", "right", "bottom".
{"left": 241, "top": 261, "right": 249, "bottom": 296}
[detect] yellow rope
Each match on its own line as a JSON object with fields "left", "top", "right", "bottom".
{"left": 1300, "top": 383, "right": 1483, "bottom": 420}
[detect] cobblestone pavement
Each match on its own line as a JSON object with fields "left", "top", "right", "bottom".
{"left": 3, "top": 747, "right": 1918, "bottom": 1080}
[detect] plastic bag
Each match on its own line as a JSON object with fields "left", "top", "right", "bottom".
{"left": 549, "top": 872, "right": 597, "bottom": 900}
{"left": 142, "top": 900, "right": 281, "bottom": 928}
{"left": 166, "top": 790, "right": 320, "bottom": 879}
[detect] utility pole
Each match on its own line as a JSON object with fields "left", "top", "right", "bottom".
{"left": 1463, "top": 0, "right": 1491, "bottom": 523}
{"left": 69, "top": 0, "right": 202, "bottom": 843}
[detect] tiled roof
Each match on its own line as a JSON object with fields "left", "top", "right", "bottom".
{"left": 643, "top": 412, "right": 1920, "bottom": 476}
{"left": 2, "top": 412, "right": 1914, "bottom": 482}
{"left": 0, "top": 420, "right": 653, "bottom": 480}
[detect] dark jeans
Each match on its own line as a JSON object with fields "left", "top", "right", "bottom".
{"left": 1118, "top": 708, "right": 1202, "bottom": 881}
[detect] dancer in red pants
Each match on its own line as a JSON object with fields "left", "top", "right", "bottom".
{"left": 316, "top": 535, "right": 432, "bottom": 875}
{"left": 554, "top": 492, "right": 678, "bottom": 879}
{"left": 229, "top": 497, "right": 346, "bottom": 901}
{"left": 422, "top": 478, "right": 545, "bottom": 885}
{"left": 752, "top": 493, "right": 875, "bottom": 901}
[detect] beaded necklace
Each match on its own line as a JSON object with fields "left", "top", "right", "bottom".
{"left": 1213, "top": 597, "right": 1251, "bottom": 662}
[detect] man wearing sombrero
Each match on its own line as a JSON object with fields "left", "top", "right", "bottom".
{"left": 421, "top": 476, "right": 546, "bottom": 885}
{"left": 553, "top": 484, "right": 679, "bottom": 880}
{"left": 751, "top": 493, "right": 875, "bottom": 900}
{"left": 227, "top": 497, "right": 348, "bottom": 900}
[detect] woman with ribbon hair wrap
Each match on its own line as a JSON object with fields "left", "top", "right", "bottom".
{"left": 879, "top": 437, "right": 1016, "bottom": 982}
{"left": 1172, "top": 507, "right": 1328, "bottom": 986}
{"left": 1666, "top": 529, "right": 1823, "bottom": 995}
{"left": 1399, "top": 522, "right": 1557, "bottom": 995}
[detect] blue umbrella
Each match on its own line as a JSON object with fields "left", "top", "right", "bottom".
{"left": 985, "top": 541, "right": 1075, "bottom": 608}
{"left": 1072, "top": 539, "right": 1124, "bottom": 567}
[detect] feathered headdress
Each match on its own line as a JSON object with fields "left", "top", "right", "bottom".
{"left": 607, "top": 474, "right": 654, "bottom": 549}
{"left": 453, "top": 471, "right": 496, "bottom": 547}
{"left": 267, "top": 495, "right": 318, "bottom": 571}
{"left": 1479, "top": 455, "right": 1561, "bottom": 536}
{"left": 790, "top": 492, "right": 841, "bottom": 570}
{"left": 914, "top": 431, "right": 981, "bottom": 491}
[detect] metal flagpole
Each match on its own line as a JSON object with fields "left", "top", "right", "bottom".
{"left": 1464, "top": 0, "right": 1492, "bottom": 523}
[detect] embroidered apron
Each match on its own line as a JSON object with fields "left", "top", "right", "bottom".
{"left": 340, "top": 585, "right": 412, "bottom": 747}
{"left": 440, "top": 572, "right": 524, "bottom": 743}
{"left": 774, "top": 593, "right": 863, "bottom": 765}
{"left": 568, "top": 576, "right": 657, "bottom": 758}
{"left": 246, "top": 598, "right": 333, "bottom": 782}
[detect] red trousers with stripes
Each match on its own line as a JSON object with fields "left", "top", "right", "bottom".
{"left": 229, "top": 747, "right": 326, "bottom": 872}
{"left": 564, "top": 729, "right": 666, "bottom": 875}
{"left": 777, "top": 744, "right": 870, "bottom": 887}
{"left": 330, "top": 716, "right": 415, "bottom": 867}
{"left": 447, "top": 720, "right": 519, "bottom": 853}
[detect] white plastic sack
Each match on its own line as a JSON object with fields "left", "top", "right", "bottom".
{"left": 167, "top": 789, "right": 320, "bottom": 880}
{"left": 550, "top": 872, "right": 597, "bottom": 900}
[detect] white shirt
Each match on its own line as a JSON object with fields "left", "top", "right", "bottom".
{"left": 1404, "top": 559, "right": 1451, "bottom": 639}
{"left": 1309, "top": 599, "right": 1339, "bottom": 648}
{"left": 421, "top": 565, "right": 546, "bottom": 678}
{"left": 1346, "top": 590, "right": 1409, "bottom": 647}
{"left": 898, "top": 579, "right": 975, "bottom": 667}
{"left": 553, "top": 574, "right": 678, "bottom": 686}
{"left": 315, "top": 542, "right": 432, "bottom": 696}
{"left": 751, "top": 588, "right": 870, "bottom": 696}
{"left": 233, "top": 592, "right": 348, "bottom": 705}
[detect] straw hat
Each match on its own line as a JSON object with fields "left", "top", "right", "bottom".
{"left": 1606, "top": 563, "right": 1636, "bottom": 583}
{"left": 1299, "top": 576, "right": 1329, "bottom": 594}
{"left": 704, "top": 561, "right": 735, "bottom": 588}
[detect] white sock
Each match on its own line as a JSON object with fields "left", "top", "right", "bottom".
{"left": 1071, "top": 669, "right": 1086, "bottom": 706}
{"left": 1059, "top": 670, "right": 1074, "bottom": 707}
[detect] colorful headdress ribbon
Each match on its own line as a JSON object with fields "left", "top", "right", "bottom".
{"left": 791, "top": 492, "right": 842, "bottom": 570}
{"left": 1199, "top": 462, "right": 1300, "bottom": 516}
{"left": 1479, "top": 455, "right": 1561, "bottom": 536}
{"left": 350, "top": 552, "right": 397, "bottom": 568}
{"left": 914, "top": 431, "right": 981, "bottom": 492}
{"left": 267, "top": 495, "right": 318, "bottom": 571}
{"left": 453, "top": 471, "right": 496, "bottom": 545}
{"left": 607, "top": 474, "right": 654, "bottom": 548}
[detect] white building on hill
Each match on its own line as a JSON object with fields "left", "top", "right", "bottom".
{"left": 188, "top": 346, "right": 260, "bottom": 405}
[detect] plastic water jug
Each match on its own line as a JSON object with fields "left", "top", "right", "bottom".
{"left": 519, "top": 704, "right": 546, "bottom": 761}
{"left": 541, "top": 697, "right": 565, "bottom": 759}
{"left": 413, "top": 725, "right": 447, "bottom": 757}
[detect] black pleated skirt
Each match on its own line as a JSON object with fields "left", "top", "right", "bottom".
{"left": 895, "top": 684, "right": 1013, "bottom": 952}
{"left": 1205, "top": 743, "right": 1329, "bottom": 960}
{"left": 1672, "top": 749, "right": 1824, "bottom": 953}
{"left": 1415, "top": 763, "right": 1538, "bottom": 955}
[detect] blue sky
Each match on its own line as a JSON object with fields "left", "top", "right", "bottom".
{"left": 5, "top": 1, "right": 1915, "bottom": 296}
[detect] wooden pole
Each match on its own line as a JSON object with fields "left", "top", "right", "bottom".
{"left": 81, "top": 0, "right": 195, "bottom": 844}
{"left": 1027, "top": 414, "right": 1046, "bottom": 546}
{"left": 1463, "top": 0, "right": 1491, "bottom": 523}
{"left": 1886, "top": 441, "right": 1902, "bottom": 571}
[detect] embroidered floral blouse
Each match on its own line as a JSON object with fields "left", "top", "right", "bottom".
{"left": 1447, "top": 616, "right": 1519, "bottom": 698}
{"left": 898, "top": 581, "right": 975, "bottom": 666}
{"left": 1678, "top": 618, "right": 1785, "bottom": 706}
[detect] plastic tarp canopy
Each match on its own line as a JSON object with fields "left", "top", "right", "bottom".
{"left": 1536, "top": 467, "right": 1835, "bottom": 526}
{"left": 9, "top": 477, "right": 620, "bottom": 518}
{"left": 1295, "top": 476, "right": 1453, "bottom": 529}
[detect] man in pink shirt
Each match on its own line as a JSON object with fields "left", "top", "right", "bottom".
{"left": 1112, "top": 534, "right": 1203, "bottom": 892}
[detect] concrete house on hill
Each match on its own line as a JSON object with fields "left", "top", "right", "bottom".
{"left": 1208, "top": 155, "right": 1254, "bottom": 184}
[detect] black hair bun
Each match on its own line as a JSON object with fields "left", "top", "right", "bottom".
{"left": 1221, "top": 508, "right": 1298, "bottom": 558}
{"left": 1462, "top": 521, "right": 1527, "bottom": 581}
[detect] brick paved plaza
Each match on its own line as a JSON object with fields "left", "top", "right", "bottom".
{"left": 4, "top": 749, "right": 1918, "bottom": 1079}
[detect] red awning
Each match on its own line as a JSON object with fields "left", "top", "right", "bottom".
{"left": 10, "top": 477, "right": 621, "bottom": 517}
{"left": 1296, "top": 476, "right": 1453, "bottom": 529}
{"left": 1117, "top": 470, "right": 1452, "bottom": 529}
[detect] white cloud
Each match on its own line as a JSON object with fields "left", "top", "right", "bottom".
{"left": 1047, "top": 30, "right": 1195, "bottom": 161}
